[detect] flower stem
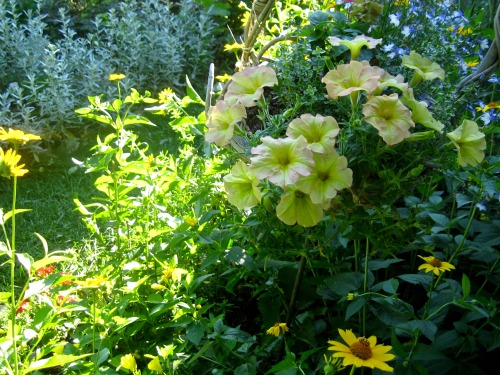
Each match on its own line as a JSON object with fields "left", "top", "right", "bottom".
{"left": 362, "top": 240, "right": 370, "bottom": 337}
{"left": 92, "top": 288, "right": 97, "bottom": 375}
{"left": 349, "top": 365, "right": 357, "bottom": 375}
{"left": 434, "top": 205, "right": 476, "bottom": 289}
{"left": 285, "top": 255, "right": 307, "bottom": 327}
{"left": 10, "top": 175, "right": 19, "bottom": 375}
{"left": 423, "top": 274, "right": 435, "bottom": 320}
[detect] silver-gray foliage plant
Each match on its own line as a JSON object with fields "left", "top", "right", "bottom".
{"left": 0, "top": 0, "right": 216, "bottom": 133}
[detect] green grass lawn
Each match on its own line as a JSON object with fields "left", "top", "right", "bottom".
{"left": 0, "top": 166, "right": 95, "bottom": 286}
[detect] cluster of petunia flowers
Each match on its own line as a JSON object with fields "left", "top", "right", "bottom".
{"left": 204, "top": 35, "right": 487, "bottom": 227}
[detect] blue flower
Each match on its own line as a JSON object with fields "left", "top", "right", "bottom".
{"left": 475, "top": 201, "right": 487, "bottom": 212}
{"left": 382, "top": 43, "right": 395, "bottom": 53}
{"left": 480, "top": 111, "right": 497, "bottom": 126}
{"left": 402, "top": 26, "right": 412, "bottom": 37}
{"left": 488, "top": 76, "right": 500, "bottom": 84}
{"left": 480, "top": 39, "right": 490, "bottom": 50}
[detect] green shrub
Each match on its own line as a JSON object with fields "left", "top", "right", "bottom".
{"left": 0, "top": 0, "right": 218, "bottom": 136}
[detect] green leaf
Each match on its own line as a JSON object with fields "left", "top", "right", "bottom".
{"left": 221, "top": 327, "right": 255, "bottom": 343}
{"left": 455, "top": 193, "right": 472, "bottom": 208}
{"left": 123, "top": 115, "right": 156, "bottom": 126}
{"left": 429, "top": 213, "right": 449, "bottom": 227}
{"left": 345, "top": 296, "right": 365, "bottom": 320}
{"left": 185, "top": 76, "right": 204, "bottom": 104}
{"left": 76, "top": 112, "right": 112, "bottom": 125}
{"left": 224, "top": 247, "right": 256, "bottom": 271}
{"left": 0, "top": 292, "right": 11, "bottom": 303}
{"left": 206, "top": 2, "right": 231, "bottom": 17}
{"left": 265, "top": 356, "right": 297, "bottom": 374}
{"left": 461, "top": 274, "right": 471, "bottom": 299}
{"left": 398, "top": 274, "right": 431, "bottom": 288}
{"left": 299, "top": 347, "right": 323, "bottom": 364}
{"left": 368, "top": 258, "right": 403, "bottom": 271}
{"left": 235, "top": 362, "right": 257, "bottom": 375}
{"left": 3, "top": 209, "right": 31, "bottom": 223}
{"left": 391, "top": 332, "right": 407, "bottom": 357}
{"left": 25, "top": 276, "right": 58, "bottom": 299}
{"left": 23, "top": 354, "right": 92, "bottom": 374}
{"left": 186, "top": 320, "right": 205, "bottom": 345}
{"left": 382, "top": 279, "right": 399, "bottom": 294}
{"left": 31, "top": 256, "right": 72, "bottom": 272}
{"left": 323, "top": 272, "right": 364, "bottom": 296}
{"left": 396, "top": 320, "right": 437, "bottom": 341}
{"left": 16, "top": 253, "right": 33, "bottom": 273}
{"left": 0, "top": 241, "right": 8, "bottom": 256}
{"left": 96, "top": 348, "right": 109, "bottom": 366}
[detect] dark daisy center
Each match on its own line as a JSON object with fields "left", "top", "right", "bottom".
{"left": 430, "top": 258, "right": 442, "bottom": 267}
{"left": 350, "top": 338, "right": 373, "bottom": 360}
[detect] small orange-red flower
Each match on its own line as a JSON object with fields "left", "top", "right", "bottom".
{"left": 16, "top": 299, "right": 29, "bottom": 314}
{"left": 36, "top": 265, "right": 56, "bottom": 277}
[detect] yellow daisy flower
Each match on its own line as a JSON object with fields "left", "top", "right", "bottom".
{"left": 328, "top": 329, "right": 395, "bottom": 372}
{"left": 0, "top": 148, "right": 29, "bottom": 178}
{"left": 418, "top": 255, "right": 455, "bottom": 276}
{"left": 74, "top": 275, "right": 109, "bottom": 288}
{"left": 266, "top": 322, "right": 289, "bottom": 337}
{"left": 109, "top": 73, "right": 126, "bottom": 81}
{"left": 0, "top": 127, "right": 41, "bottom": 144}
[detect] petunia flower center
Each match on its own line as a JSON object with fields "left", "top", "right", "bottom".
{"left": 277, "top": 154, "right": 291, "bottom": 166}
{"left": 380, "top": 109, "right": 394, "bottom": 121}
{"left": 317, "top": 171, "right": 330, "bottom": 181}
{"left": 350, "top": 338, "right": 373, "bottom": 360}
{"left": 295, "top": 191, "right": 305, "bottom": 198}
{"left": 430, "top": 258, "right": 442, "bottom": 267}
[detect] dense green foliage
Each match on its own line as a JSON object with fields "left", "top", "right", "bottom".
{"left": 0, "top": 1, "right": 499, "bottom": 374}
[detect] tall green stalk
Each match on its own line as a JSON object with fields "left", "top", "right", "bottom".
{"left": 10, "top": 174, "right": 19, "bottom": 375}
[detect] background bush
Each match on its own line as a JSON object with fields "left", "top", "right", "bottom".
{"left": 0, "top": 0, "right": 218, "bottom": 137}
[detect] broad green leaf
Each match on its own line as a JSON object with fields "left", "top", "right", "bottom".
{"left": 323, "top": 272, "right": 365, "bottom": 296}
{"left": 429, "top": 213, "right": 449, "bottom": 227}
{"left": 75, "top": 112, "right": 112, "bottom": 125}
{"left": 23, "top": 354, "right": 92, "bottom": 374}
{"left": 224, "top": 247, "right": 256, "bottom": 271}
{"left": 235, "top": 362, "right": 256, "bottom": 375}
{"left": 25, "top": 273, "right": 62, "bottom": 299}
{"left": 123, "top": 115, "right": 156, "bottom": 126}
{"left": 398, "top": 274, "right": 431, "bottom": 288}
{"left": 396, "top": 320, "right": 437, "bottom": 341}
{"left": 265, "top": 356, "right": 297, "bottom": 374}
{"left": 368, "top": 258, "right": 403, "bottom": 271}
{"left": 382, "top": 279, "right": 399, "bottom": 294}
{"left": 461, "top": 274, "right": 471, "bottom": 299}
{"left": 23, "top": 328, "right": 37, "bottom": 342}
{"left": 455, "top": 193, "right": 472, "bottom": 208}
{"left": 186, "top": 320, "right": 205, "bottom": 345}
{"left": 0, "top": 292, "right": 11, "bottom": 302}
{"left": 345, "top": 296, "right": 366, "bottom": 320}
